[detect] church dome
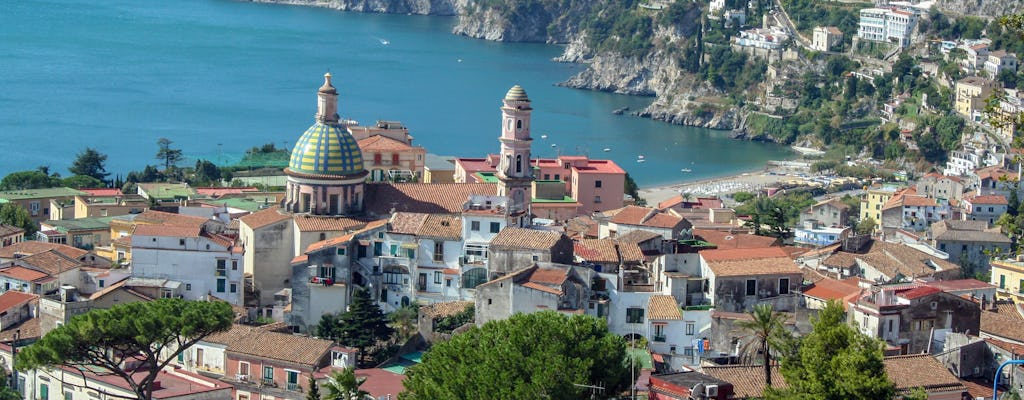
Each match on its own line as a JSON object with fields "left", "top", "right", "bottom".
{"left": 288, "top": 123, "right": 364, "bottom": 177}
{"left": 504, "top": 85, "right": 529, "bottom": 101}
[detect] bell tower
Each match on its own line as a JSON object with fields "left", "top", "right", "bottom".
{"left": 496, "top": 85, "right": 534, "bottom": 222}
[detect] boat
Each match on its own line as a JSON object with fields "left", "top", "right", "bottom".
{"left": 680, "top": 168, "right": 692, "bottom": 173}
{"left": 379, "top": 38, "right": 390, "bottom": 45}
{"left": 541, "top": 134, "right": 548, "bottom": 139}
{"left": 637, "top": 155, "right": 645, "bottom": 160}
{"left": 603, "top": 147, "right": 611, "bottom": 152}
{"left": 637, "top": 159, "right": 646, "bottom": 163}
{"left": 551, "top": 144, "right": 557, "bottom": 147}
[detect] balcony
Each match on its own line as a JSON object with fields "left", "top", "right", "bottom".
{"left": 653, "top": 335, "right": 667, "bottom": 343}
{"left": 262, "top": 378, "right": 276, "bottom": 387}
{"left": 459, "top": 256, "right": 487, "bottom": 266}
{"left": 215, "top": 269, "right": 227, "bottom": 277}
{"left": 287, "top": 382, "right": 301, "bottom": 392}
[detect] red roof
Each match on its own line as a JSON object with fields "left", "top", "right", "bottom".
{"left": 0, "top": 291, "right": 37, "bottom": 313}
{"left": 0, "top": 266, "right": 50, "bottom": 282}
{"left": 699, "top": 247, "right": 790, "bottom": 262}
{"left": 899, "top": 286, "right": 941, "bottom": 300}
{"left": 966, "top": 194, "right": 1009, "bottom": 205}
{"left": 803, "top": 278, "right": 861, "bottom": 302}
{"left": 573, "top": 159, "right": 625, "bottom": 174}
{"left": 132, "top": 224, "right": 201, "bottom": 238}
{"left": 354, "top": 368, "right": 405, "bottom": 400}
{"left": 925, "top": 279, "right": 995, "bottom": 292}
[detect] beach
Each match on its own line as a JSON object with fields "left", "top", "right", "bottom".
{"left": 639, "top": 163, "right": 806, "bottom": 206}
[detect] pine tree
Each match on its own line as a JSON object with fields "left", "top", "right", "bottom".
{"left": 306, "top": 374, "right": 321, "bottom": 400}
{"left": 337, "top": 288, "right": 393, "bottom": 365}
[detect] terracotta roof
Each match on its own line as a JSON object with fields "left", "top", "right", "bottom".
{"left": 88, "top": 278, "right": 148, "bottom": 301}
{"left": 884, "top": 354, "right": 967, "bottom": 394}
{"left": 694, "top": 229, "right": 779, "bottom": 249}
{"left": 618, "top": 242, "right": 645, "bottom": 263}
{"left": 214, "top": 325, "right": 334, "bottom": 366}
{"left": 802, "top": 277, "right": 861, "bottom": 302}
{"left": 0, "top": 266, "right": 50, "bottom": 282}
{"left": 975, "top": 166, "right": 1016, "bottom": 182}
{"left": 706, "top": 257, "right": 801, "bottom": 277}
{"left": 931, "top": 220, "right": 1011, "bottom": 243}
{"left": 616, "top": 229, "right": 662, "bottom": 244}
{"left": 965, "top": 194, "right": 1009, "bottom": 205}
{"left": 478, "top": 263, "right": 582, "bottom": 296}
{"left": 354, "top": 368, "right": 405, "bottom": 400}
{"left": 0, "top": 241, "right": 88, "bottom": 260}
{"left": 389, "top": 212, "right": 429, "bottom": 235}
{"left": 357, "top": 135, "right": 414, "bottom": 151}
{"left": 821, "top": 240, "right": 959, "bottom": 280}
{"left": 0, "top": 225, "right": 24, "bottom": 237}
{"left": 364, "top": 183, "right": 498, "bottom": 215}
{"left": 304, "top": 219, "right": 388, "bottom": 254}
{"left": 981, "top": 305, "right": 1024, "bottom": 343}
{"left": 647, "top": 295, "right": 682, "bottom": 320}
{"left": 611, "top": 206, "right": 685, "bottom": 229}
{"left": 0, "top": 317, "right": 40, "bottom": 341}
{"left": 238, "top": 207, "right": 291, "bottom": 230}
{"left": 17, "top": 250, "right": 81, "bottom": 275}
{"left": 924, "top": 279, "right": 994, "bottom": 292}
{"left": 700, "top": 247, "right": 790, "bottom": 262}
{"left": 0, "top": 290, "right": 37, "bottom": 313}
{"left": 419, "top": 301, "right": 473, "bottom": 319}
{"left": 294, "top": 215, "right": 368, "bottom": 232}
{"left": 133, "top": 210, "right": 208, "bottom": 227}
{"left": 417, "top": 214, "right": 461, "bottom": 240}
{"left": 899, "top": 286, "right": 941, "bottom": 300}
{"left": 574, "top": 239, "right": 619, "bottom": 263}
{"left": 132, "top": 224, "right": 201, "bottom": 238}
{"left": 702, "top": 365, "right": 785, "bottom": 398}
{"left": 490, "top": 227, "right": 565, "bottom": 250}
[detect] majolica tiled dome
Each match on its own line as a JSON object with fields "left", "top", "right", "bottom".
{"left": 504, "top": 85, "right": 529, "bottom": 101}
{"left": 288, "top": 122, "right": 364, "bottom": 176}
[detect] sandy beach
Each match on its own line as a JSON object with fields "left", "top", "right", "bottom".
{"left": 639, "top": 165, "right": 801, "bottom": 206}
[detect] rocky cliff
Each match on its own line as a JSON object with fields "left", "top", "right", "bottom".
{"left": 937, "top": 0, "right": 1024, "bottom": 18}
{"left": 247, "top": 0, "right": 465, "bottom": 16}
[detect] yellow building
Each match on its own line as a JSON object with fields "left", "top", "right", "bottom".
{"left": 859, "top": 184, "right": 903, "bottom": 228}
{"left": 955, "top": 77, "right": 997, "bottom": 121}
{"left": 991, "top": 258, "right": 1024, "bottom": 303}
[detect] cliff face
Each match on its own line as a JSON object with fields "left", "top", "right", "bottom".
{"left": 248, "top": 0, "right": 465, "bottom": 16}
{"left": 451, "top": 1, "right": 595, "bottom": 43}
{"left": 937, "top": 0, "right": 1024, "bottom": 18}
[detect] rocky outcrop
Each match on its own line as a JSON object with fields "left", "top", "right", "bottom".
{"left": 937, "top": 0, "right": 1024, "bottom": 18}
{"left": 247, "top": 0, "right": 465, "bottom": 16}
{"left": 452, "top": 0, "right": 596, "bottom": 43}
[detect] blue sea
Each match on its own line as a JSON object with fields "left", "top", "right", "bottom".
{"left": 0, "top": 0, "right": 792, "bottom": 187}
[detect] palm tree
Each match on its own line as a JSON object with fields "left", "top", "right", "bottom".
{"left": 323, "top": 368, "right": 369, "bottom": 400}
{"left": 735, "top": 303, "right": 788, "bottom": 387}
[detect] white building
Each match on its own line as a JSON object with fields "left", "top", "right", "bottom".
{"left": 734, "top": 28, "right": 790, "bottom": 50}
{"left": 812, "top": 26, "right": 843, "bottom": 52}
{"left": 857, "top": 7, "right": 918, "bottom": 48}
{"left": 985, "top": 51, "right": 1019, "bottom": 77}
{"left": 130, "top": 224, "right": 244, "bottom": 305}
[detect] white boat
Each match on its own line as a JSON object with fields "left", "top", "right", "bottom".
{"left": 637, "top": 155, "right": 645, "bottom": 159}
{"left": 603, "top": 148, "right": 611, "bottom": 152}
{"left": 551, "top": 144, "right": 557, "bottom": 147}
{"left": 379, "top": 39, "right": 390, "bottom": 45}
{"left": 637, "top": 159, "right": 646, "bottom": 163}
{"left": 680, "top": 168, "right": 692, "bottom": 173}
{"left": 541, "top": 134, "right": 548, "bottom": 139}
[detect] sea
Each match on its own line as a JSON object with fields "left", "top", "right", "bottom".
{"left": 0, "top": 0, "right": 793, "bottom": 187}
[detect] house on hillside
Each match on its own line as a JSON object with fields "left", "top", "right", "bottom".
{"left": 699, "top": 247, "right": 801, "bottom": 313}
{"left": 848, "top": 285, "right": 980, "bottom": 355}
{"left": 474, "top": 262, "right": 594, "bottom": 325}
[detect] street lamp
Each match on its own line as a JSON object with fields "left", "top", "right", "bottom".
{"left": 993, "top": 359, "right": 1024, "bottom": 399}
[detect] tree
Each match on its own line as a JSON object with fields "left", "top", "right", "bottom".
{"left": 306, "top": 374, "right": 322, "bottom": 400}
{"left": 323, "top": 368, "right": 369, "bottom": 400}
{"left": 735, "top": 304, "right": 788, "bottom": 387}
{"left": 62, "top": 175, "right": 105, "bottom": 189}
{"left": 0, "top": 170, "right": 61, "bottom": 190}
{"left": 336, "top": 288, "right": 393, "bottom": 364}
{"left": 388, "top": 303, "right": 420, "bottom": 340}
{"left": 766, "top": 301, "right": 895, "bottom": 400}
{"left": 191, "top": 160, "right": 221, "bottom": 185}
{"left": 315, "top": 313, "right": 342, "bottom": 340}
{"left": 856, "top": 217, "right": 877, "bottom": 234}
{"left": 401, "top": 311, "right": 629, "bottom": 400}
{"left": 0, "top": 366, "right": 20, "bottom": 400}
{"left": 0, "top": 203, "right": 37, "bottom": 237}
{"left": 155, "top": 138, "right": 184, "bottom": 171}
{"left": 16, "top": 299, "right": 234, "bottom": 400}
{"left": 69, "top": 147, "right": 110, "bottom": 181}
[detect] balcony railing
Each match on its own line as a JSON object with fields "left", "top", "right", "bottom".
{"left": 215, "top": 269, "right": 227, "bottom": 277}
{"left": 287, "top": 383, "right": 300, "bottom": 392}
{"left": 262, "top": 378, "right": 275, "bottom": 387}
{"left": 653, "top": 335, "right": 667, "bottom": 342}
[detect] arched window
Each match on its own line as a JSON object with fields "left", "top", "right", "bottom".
{"left": 515, "top": 155, "right": 522, "bottom": 174}
{"left": 516, "top": 119, "right": 522, "bottom": 130}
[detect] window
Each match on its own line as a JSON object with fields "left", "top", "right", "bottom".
{"left": 887, "top": 319, "right": 893, "bottom": 333}
{"left": 515, "top": 155, "right": 522, "bottom": 173}
{"left": 516, "top": 119, "right": 522, "bottom": 130}
{"left": 1001, "top": 275, "right": 1006, "bottom": 289}
{"left": 262, "top": 366, "right": 273, "bottom": 385}
{"left": 230, "top": 283, "right": 237, "bottom": 293}
{"left": 185, "top": 283, "right": 192, "bottom": 291}
{"left": 216, "top": 260, "right": 227, "bottom": 277}
{"left": 653, "top": 324, "right": 666, "bottom": 342}
{"left": 594, "top": 196, "right": 602, "bottom": 203}
{"left": 554, "top": 174, "right": 560, "bottom": 181}
{"left": 98, "top": 279, "right": 105, "bottom": 288}
{"left": 319, "top": 233, "right": 326, "bottom": 241}
{"left": 239, "top": 361, "right": 250, "bottom": 377}
{"left": 683, "top": 347, "right": 693, "bottom": 356}
{"left": 392, "top": 153, "right": 399, "bottom": 166}
{"left": 779, "top": 278, "right": 790, "bottom": 295}
{"left": 544, "top": 174, "right": 550, "bottom": 180}
{"left": 490, "top": 222, "right": 500, "bottom": 233}
{"left": 445, "top": 279, "right": 452, "bottom": 287}
{"left": 64, "top": 392, "right": 72, "bottom": 400}
{"left": 40, "top": 383, "right": 48, "bottom": 400}
{"left": 177, "top": 352, "right": 184, "bottom": 364}
{"left": 232, "top": 260, "right": 238, "bottom": 270}
{"left": 745, "top": 279, "right": 757, "bottom": 296}
{"left": 564, "top": 162, "right": 570, "bottom": 169}
{"left": 626, "top": 308, "right": 644, "bottom": 323}
{"left": 686, "top": 322, "right": 695, "bottom": 335}
{"left": 471, "top": 221, "right": 480, "bottom": 231}
{"left": 179, "top": 239, "right": 186, "bottom": 246}
{"left": 595, "top": 180, "right": 602, "bottom": 188}
{"left": 286, "top": 370, "right": 299, "bottom": 391}
{"left": 216, "top": 279, "right": 226, "bottom": 293}
{"left": 434, "top": 241, "right": 445, "bottom": 263}
{"left": 337, "top": 248, "right": 346, "bottom": 256}
{"left": 390, "top": 244, "right": 398, "bottom": 256}
{"left": 406, "top": 248, "right": 415, "bottom": 259}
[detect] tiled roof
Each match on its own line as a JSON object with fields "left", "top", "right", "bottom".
{"left": 883, "top": 354, "right": 967, "bottom": 394}
{"left": 694, "top": 229, "right": 779, "bottom": 249}
{"left": 0, "top": 290, "right": 37, "bottom": 313}
{"left": 821, "top": 240, "right": 958, "bottom": 280}
{"left": 924, "top": 279, "right": 994, "bottom": 292}
{"left": 802, "top": 277, "right": 861, "bottom": 302}
{"left": 18, "top": 250, "right": 81, "bottom": 275}
{"left": 238, "top": 207, "right": 292, "bottom": 230}
{"left": 574, "top": 239, "right": 619, "bottom": 263}
{"left": 354, "top": 368, "right": 406, "bottom": 400}
{"left": 0, "top": 266, "right": 50, "bottom": 282}
{"left": 490, "top": 227, "right": 565, "bottom": 250}
{"left": 357, "top": 135, "right": 414, "bottom": 151}
{"left": 702, "top": 365, "right": 785, "bottom": 398}
{"left": 647, "top": 295, "right": 682, "bottom": 320}
{"left": 617, "top": 242, "right": 645, "bottom": 263}
{"left": 611, "top": 206, "right": 685, "bottom": 229}
{"left": 899, "top": 286, "right": 941, "bottom": 300}
{"left": 705, "top": 257, "right": 801, "bottom": 277}
{"left": 0, "top": 317, "right": 40, "bottom": 341}
{"left": 419, "top": 301, "right": 473, "bottom": 319}
{"left": 417, "top": 214, "right": 461, "bottom": 240}
{"left": 133, "top": 210, "right": 208, "bottom": 227}
{"left": 132, "top": 224, "right": 201, "bottom": 238}
{"left": 389, "top": 212, "right": 429, "bottom": 235}
{"left": 616, "top": 229, "right": 662, "bottom": 244}
{"left": 700, "top": 247, "right": 790, "bottom": 262}
{"left": 214, "top": 325, "right": 334, "bottom": 366}
{"left": 975, "top": 166, "right": 1016, "bottom": 182}
{"left": 0, "top": 224, "right": 24, "bottom": 237}
{"left": 293, "top": 215, "right": 367, "bottom": 232}
{"left": 0, "top": 241, "right": 88, "bottom": 260}
{"left": 364, "top": 183, "right": 497, "bottom": 215}
{"left": 0, "top": 187, "right": 88, "bottom": 201}
{"left": 965, "top": 194, "right": 1008, "bottom": 205}
{"left": 304, "top": 219, "right": 388, "bottom": 254}
{"left": 981, "top": 305, "right": 1024, "bottom": 343}
{"left": 79, "top": 188, "right": 124, "bottom": 196}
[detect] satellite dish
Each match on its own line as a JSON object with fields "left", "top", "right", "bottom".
{"left": 724, "top": 235, "right": 735, "bottom": 240}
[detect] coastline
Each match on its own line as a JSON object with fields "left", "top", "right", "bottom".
{"left": 638, "top": 163, "right": 801, "bottom": 206}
